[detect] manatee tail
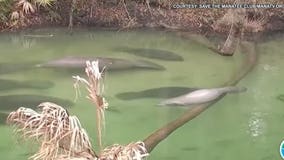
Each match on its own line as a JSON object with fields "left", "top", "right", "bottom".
{"left": 219, "top": 86, "right": 247, "bottom": 94}
{"left": 158, "top": 100, "right": 172, "bottom": 106}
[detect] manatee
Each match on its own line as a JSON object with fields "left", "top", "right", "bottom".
{"left": 159, "top": 86, "right": 247, "bottom": 106}
{"left": 114, "top": 47, "right": 184, "bottom": 61}
{"left": 116, "top": 87, "right": 198, "bottom": 100}
{"left": 37, "top": 56, "right": 165, "bottom": 71}
{"left": 0, "top": 79, "right": 54, "bottom": 91}
{"left": 0, "top": 62, "right": 36, "bottom": 75}
{"left": 0, "top": 95, "right": 74, "bottom": 111}
{"left": 277, "top": 95, "right": 284, "bottom": 102}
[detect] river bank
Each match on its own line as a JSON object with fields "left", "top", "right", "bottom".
{"left": 0, "top": 1, "right": 283, "bottom": 37}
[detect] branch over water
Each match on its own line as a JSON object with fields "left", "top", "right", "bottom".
{"left": 143, "top": 41, "right": 257, "bottom": 152}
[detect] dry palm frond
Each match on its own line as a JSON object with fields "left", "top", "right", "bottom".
{"left": 100, "top": 141, "right": 149, "bottom": 160}
{"left": 34, "top": 0, "right": 55, "bottom": 7}
{"left": 73, "top": 60, "right": 108, "bottom": 151}
{"left": 10, "top": 11, "right": 20, "bottom": 20}
{"left": 17, "top": 0, "right": 35, "bottom": 14}
{"left": 244, "top": 16, "right": 266, "bottom": 33}
{"left": 7, "top": 60, "right": 149, "bottom": 160}
{"left": 7, "top": 102, "right": 97, "bottom": 160}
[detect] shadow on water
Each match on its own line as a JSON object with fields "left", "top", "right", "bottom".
{"left": 116, "top": 87, "right": 198, "bottom": 100}
{"left": 0, "top": 95, "right": 74, "bottom": 112}
{"left": 0, "top": 79, "right": 54, "bottom": 91}
{"left": 0, "top": 112, "right": 8, "bottom": 125}
{"left": 0, "top": 62, "right": 37, "bottom": 75}
{"left": 113, "top": 47, "right": 184, "bottom": 61}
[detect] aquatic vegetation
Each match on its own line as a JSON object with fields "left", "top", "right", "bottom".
{"left": 114, "top": 47, "right": 184, "bottom": 61}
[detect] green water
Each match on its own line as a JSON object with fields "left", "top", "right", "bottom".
{"left": 0, "top": 28, "right": 283, "bottom": 160}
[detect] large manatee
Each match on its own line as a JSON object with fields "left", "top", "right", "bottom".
{"left": 0, "top": 62, "right": 36, "bottom": 75}
{"left": 37, "top": 56, "right": 165, "bottom": 71}
{"left": 114, "top": 47, "right": 184, "bottom": 61}
{"left": 0, "top": 95, "right": 73, "bottom": 111}
{"left": 159, "top": 86, "right": 247, "bottom": 106}
{"left": 0, "top": 79, "right": 54, "bottom": 91}
{"left": 116, "top": 87, "right": 198, "bottom": 100}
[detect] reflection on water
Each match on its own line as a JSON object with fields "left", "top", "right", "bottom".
{"left": 10, "top": 35, "right": 37, "bottom": 49}
{"left": 262, "top": 64, "right": 278, "bottom": 72}
{"left": 247, "top": 112, "right": 266, "bottom": 138}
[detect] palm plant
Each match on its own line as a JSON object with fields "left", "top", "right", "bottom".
{"left": 7, "top": 103, "right": 96, "bottom": 160}
{"left": 73, "top": 61, "right": 108, "bottom": 150}
{"left": 0, "top": 0, "right": 56, "bottom": 27}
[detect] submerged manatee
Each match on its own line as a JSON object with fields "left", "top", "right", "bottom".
{"left": 0, "top": 62, "right": 36, "bottom": 75}
{"left": 0, "top": 79, "right": 54, "bottom": 91}
{"left": 116, "top": 87, "right": 198, "bottom": 100}
{"left": 0, "top": 95, "right": 74, "bottom": 111}
{"left": 277, "top": 95, "right": 284, "bottom": 102}
{"left": 37, "top": 56, "right": 165, "bottom": 71}
{"left": 114, "top": 47, "right": 184, "bottom": 61}
{"left": 159, "top": 86, "right": 247, "bottom": 106}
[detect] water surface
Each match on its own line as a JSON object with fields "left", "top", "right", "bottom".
{"left": 0, "top": 28, "right": 283, "bottom": 160}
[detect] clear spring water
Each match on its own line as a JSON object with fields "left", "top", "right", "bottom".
{"left": 0, "top": 28, "right": 283, "bottom": 160}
